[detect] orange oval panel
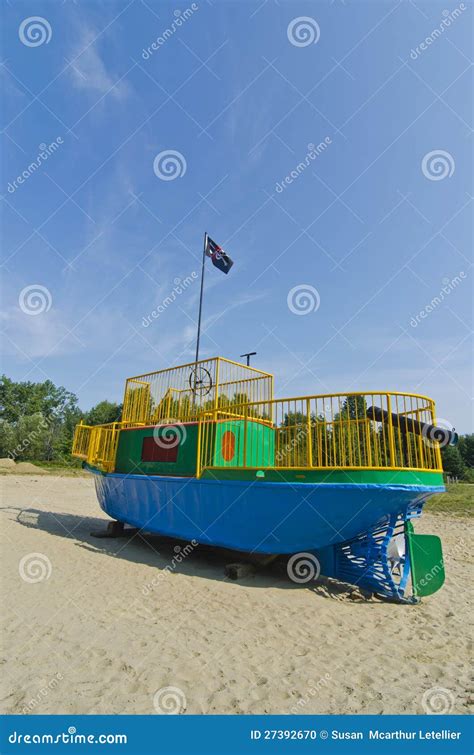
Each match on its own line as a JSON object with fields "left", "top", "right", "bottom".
{"left": 221, "top": 430, "right": 236, "bottom": 462}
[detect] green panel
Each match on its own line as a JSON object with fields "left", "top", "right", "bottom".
{"left": 115, "top": 424, "right": 199, "bottom": 476}
{"left": 249, "top": 422, "right": 274, "bottom": 467}
{"left": 406, "top": 521, "right": 445, "bottom": 597}
{"left": 213, "top": 420, "right": 275, "bottom": 468}
{"left": 201, "top": 467, "right": 445, "bottom": 486}
{"left": 213, "top": 421, "right": 242, "bottom": 467}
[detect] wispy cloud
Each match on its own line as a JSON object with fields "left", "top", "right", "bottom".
{"left": 1, "top": 307, "right": 78, "bottom": 360}
{"left": 202, "top": 289, "right": 268, "bottom": 332}
{"left": 68, "top": 23, "right": 131, "bottom": 101}
{"left": 1, "top": 303, "right": 136, "bottom": 361}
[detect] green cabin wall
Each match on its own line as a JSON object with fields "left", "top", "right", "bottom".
{"left": 115, "top": 424, "right": 200, "bottom": 476}
{"left": 213, "top": 420, "right": 274, "bottom": 467}
{"left": 114, "top": 419, "right": 275, "bottom": 477}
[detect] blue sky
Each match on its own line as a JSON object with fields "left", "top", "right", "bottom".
{"left": 1, "top": 0, "right": 472, "bottom": 432}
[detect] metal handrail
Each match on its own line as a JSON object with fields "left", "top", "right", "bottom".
{"left": 72, "top": 389, "right": 444, "bottom": 475}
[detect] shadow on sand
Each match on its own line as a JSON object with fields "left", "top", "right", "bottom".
{"left": 11, "top": 506, "right": 364, "bottom": 601}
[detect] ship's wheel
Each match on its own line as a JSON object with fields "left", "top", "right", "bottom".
{"left": 188, "top": 366, "right": 213, "bottom": 397}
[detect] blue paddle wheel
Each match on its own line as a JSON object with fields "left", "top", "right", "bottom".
{"left": 313, "top": 498, "right": 444, "bottom": 602}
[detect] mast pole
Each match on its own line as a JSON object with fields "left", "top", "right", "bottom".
{"left": 194, "top": 232, "right": 208, "bottom": 394}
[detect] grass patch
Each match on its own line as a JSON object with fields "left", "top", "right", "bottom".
{"left": 425, "top": 483, "right": 473, "bottom": 517}
{"left": 24, "top": 460, "right": 89, "bottom": 476}
{"left": 0, "top": 460, "right": 89, "bottom": 477}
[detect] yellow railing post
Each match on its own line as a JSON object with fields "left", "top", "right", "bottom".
{"left": 214, "top": 357, "right": 220, "bottom": 412}
{"left": 196, "top": 416, "right": 203, "bottom": 478}
{"left": 416, "top": 399, "right": 425, "bottom": 470}
{"left": 243, "top": 405, "right": 248, "bottom": 467}
{"left": 365, "top": 419, "right": 372, "bottom": 467}
{"left": 431, "top": 399, "right": 443, "bottom": 471}
{"left": 386, "top": 394, "right": 396, "bottom": 468}
{"left": 306, "top": 398, "right": 313, "bottom": 467}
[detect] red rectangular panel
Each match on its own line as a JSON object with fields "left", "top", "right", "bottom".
{"left": 141, "top": 436, "right": 178, "bottom": 463}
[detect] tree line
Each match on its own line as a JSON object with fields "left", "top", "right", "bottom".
{"left": 0, "top": 376, "right": 121, "bottom": 465}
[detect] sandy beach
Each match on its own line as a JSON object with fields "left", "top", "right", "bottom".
{"left": 1, "top": 474, "right": 472, "bottom": 716}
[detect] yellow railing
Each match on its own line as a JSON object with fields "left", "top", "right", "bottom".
{"left": 72, "top": 421, "right": 143, "bottom": 473}
{"left": 73, "top": 389, "right": 444, "bottom": 475}
{"left": 122, "top": 356, "right": 273, "bottom": 425}
{"left": 72, "top": 422, "right": 93, "bottom": 460}
{"left": 198, "top": 391, "right": 443, "bottom": 474}
{"left": 73, "top": 358, "right": 274, "bottom": 471}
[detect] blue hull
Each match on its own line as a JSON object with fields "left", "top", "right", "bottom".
{"left": 91, "top": 469, "right": 443, "bottom": 554}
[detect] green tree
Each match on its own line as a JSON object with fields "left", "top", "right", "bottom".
{"left": 52, "top": 405, "right": 83, "bottom": 459}
{"left": 13, "top": 413, "right": 50, "bottom": 460}
{"left": 333, "top": 395, "right": 371, "bottom": 466}
{"left": 0, "top": 420, "right": 15, "bottom": 458}
{"left": 0, "top": 377, "right": 82, "bottom": 462}
{"left": 339, "top": 395, "right": 367, "bottom": 420}
{"left": 441, "top": 445, "right": 466, "bottom": 479}
{"left": 458, "top": 434, "right": 474, "bottom": 469}
{"left": 0, "top": 375, "right": 78, "bottom": 423}
{"left": 84, "top": 400, "right": 122, "bottom": 426}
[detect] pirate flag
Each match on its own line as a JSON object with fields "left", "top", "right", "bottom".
{"left": 205, "top": 236, "right": 234, "bottom": 274}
